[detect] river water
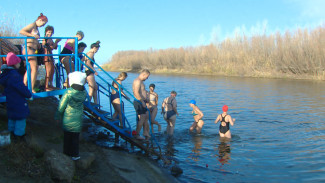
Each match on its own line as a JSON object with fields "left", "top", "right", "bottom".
{"left": 94, "top": 71, "right": 325, "bottom": 183}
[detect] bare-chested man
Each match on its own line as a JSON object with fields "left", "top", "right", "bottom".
{"left": 132, "top": 69, "right": 150, "bottom": 140}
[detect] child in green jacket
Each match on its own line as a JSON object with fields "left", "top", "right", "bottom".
{"left": 56, "top": 71, "right": 87, "bottom": 160}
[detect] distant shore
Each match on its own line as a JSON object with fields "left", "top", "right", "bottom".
{"left": 104, "top": 25, "right": 325, "bottom": 81}
{"left": 101, "top": 66, "right": 324, "bottom": 81}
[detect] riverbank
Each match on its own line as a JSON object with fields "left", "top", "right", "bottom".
{"left": 0, "top": 97, "right": 179, "bottom": 183}
{"left": 101, "top": 66, "right": 324, "bottom": 81}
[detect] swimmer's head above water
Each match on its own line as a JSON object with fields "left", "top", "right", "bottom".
{"left": 189, "top": 100, "right": 196, "bottom": 105}
{"left": 149, "top": 83, "right": 155, "bottom": 89}
{"left": 222, "top": 105, "right": 228, "bottom": 112}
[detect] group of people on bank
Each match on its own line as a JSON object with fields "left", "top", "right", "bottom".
{"left": 0, "top": 13, "right": 101, "bottom": 105}
{"left": 0, "top": 13, "right": 102, "bottom": 160}
{"left": 0, "top": 13, "right": 236, "bottom": 161}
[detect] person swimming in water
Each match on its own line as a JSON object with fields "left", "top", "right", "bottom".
{"left": 189, "top": 100, "right": 204, "bottom": 134}
{"left": 214, "top": 105, "right": 235, "bottom": 138}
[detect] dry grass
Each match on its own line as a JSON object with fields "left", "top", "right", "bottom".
{"left": 105, "top": 25, "right": 325, "bottom": 80}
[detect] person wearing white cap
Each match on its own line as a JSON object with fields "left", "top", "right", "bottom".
{"left": 55, "top": 71, "right": 87, "bottom": 160}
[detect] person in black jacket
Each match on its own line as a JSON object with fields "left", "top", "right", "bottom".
{"left": 0, "top": 52, "right": 32, "bottom": 139}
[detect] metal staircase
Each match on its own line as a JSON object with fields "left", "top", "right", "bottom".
{"left": 0, "top": 36, "right": 161, "bottom": 157}
{"left": 79, "top": 53, "right": 162, "bottom": 157}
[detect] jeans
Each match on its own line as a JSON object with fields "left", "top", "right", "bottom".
{"left": 8, "top": 118, "right": 26, "bottom": 136}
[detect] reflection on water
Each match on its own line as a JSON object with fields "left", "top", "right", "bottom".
{"left": 95, "top": 71, "right": 325, "bottom": 183}
{"left": 189, "top": 135, "right": 202, "bottom": 161}
{"left": 162, "top": 136, "right": 179, "bottom": 166}
{"left": 164, "top": 137, "right": 176, "bottom": 156}
{"left": 217, "top": 138, "right": 231, "bottom": 166}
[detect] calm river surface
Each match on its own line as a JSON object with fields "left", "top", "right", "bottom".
{"left": 94, "top": 71, "right": 325, "bottom": 183}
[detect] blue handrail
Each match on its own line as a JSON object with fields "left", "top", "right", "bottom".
{"left": 1, "top": 36, "right": 161, "bottom": 153}
{"left": 76, "top": 57, "right": 132, "bottom": 131}
{"left": 0, "top": 36, "right": 79, "bottom": 95}
{"left": 80, "top": 53, "right": 161, "bottom": 151}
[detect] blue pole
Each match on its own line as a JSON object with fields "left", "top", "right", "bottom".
{"left": 118, "top": 85, "right": 125, "bottom": 127}
{"left": 108, "top": 86, "right": 113, "bottom": 119}
{"left": 56, "top": 45, "right": 61, "bottom": 88}
{"left": 24, "top": 38, "right": 32, "bottom": 94}
{"left": 74, "top": 37, "right": 78, "bottom": 71}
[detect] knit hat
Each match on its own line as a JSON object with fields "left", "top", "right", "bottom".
{"left": 6, "top": 52, "right": 21, "bottom": 66}
{"left": 69, "top": 71, "right": 86, "bottom": 86}
{"left": 222, "top": 105, "right": 228, "bottom": 112}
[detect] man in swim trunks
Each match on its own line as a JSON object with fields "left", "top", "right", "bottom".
{"left": 214, "top": 105, "right": 235, "bottom": 138}
{"left": 162, "top": 91, "right": 179, "bottom": 136}
{"left": 132, "top": 69, "right": 150, "bottom": 140}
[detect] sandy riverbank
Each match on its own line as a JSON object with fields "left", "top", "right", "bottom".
{"left": 0, "top": 97, "right": 179, "bottom": 183}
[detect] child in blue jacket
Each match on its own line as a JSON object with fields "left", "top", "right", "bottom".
{"left": 0, "top": 52, "right": 32, "bottom": 139}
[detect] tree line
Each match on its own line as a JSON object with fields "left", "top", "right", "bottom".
{"left": 104, "top": 25, "right": 325, "bottom": 80}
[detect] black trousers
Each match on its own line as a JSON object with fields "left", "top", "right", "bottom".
{"left": 63, "top": 131, "right": 80, "bottom": 157}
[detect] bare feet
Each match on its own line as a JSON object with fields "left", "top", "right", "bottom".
{"left": 45, "top": 86, "right": 60, "bottom": 91}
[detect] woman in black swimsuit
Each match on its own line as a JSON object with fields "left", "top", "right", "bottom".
{"left": 111, "top": 72, "right": 129, "bottom": 127}
{"left": 85, "top": 41, "right": 100, "bottom": 104}
{"left": 214, "top": 105, "right": 235, "bottom": 138}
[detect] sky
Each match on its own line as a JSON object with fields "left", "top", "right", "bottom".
{"left": 1, "top": 0, "right": 325, "bottom": 65}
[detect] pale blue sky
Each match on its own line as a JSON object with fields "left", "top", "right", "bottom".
{"left": 1, "top": 0, "right": 324, "bottom": 65}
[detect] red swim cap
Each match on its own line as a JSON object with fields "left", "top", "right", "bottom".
{"left": 222, "top": 105, "right": 228, "bottom": 112}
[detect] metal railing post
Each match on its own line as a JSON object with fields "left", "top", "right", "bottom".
{"left": 24, "top": 38, "right": 32, "bottom": 93}
{"left": 55, "top": 45, "right": 61, "bottom": 88}
{"left": 74, "top": 37, "right": 78, "bottom": 71}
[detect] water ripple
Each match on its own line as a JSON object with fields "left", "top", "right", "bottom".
{"left": 96, "top": 72, "right": 325, "bottom": 182}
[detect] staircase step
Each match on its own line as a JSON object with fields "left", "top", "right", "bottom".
{"left": 94, "top": 108, "right": 109, "bottom": 115}
{"left": 102, "top": 112, "right": 110, "bottom": 117}
{"left": 112, "top": 121, "right": 120, "bottom": 125}
{"left": 90, "top": 102, "right": 103, "bottom": 108}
